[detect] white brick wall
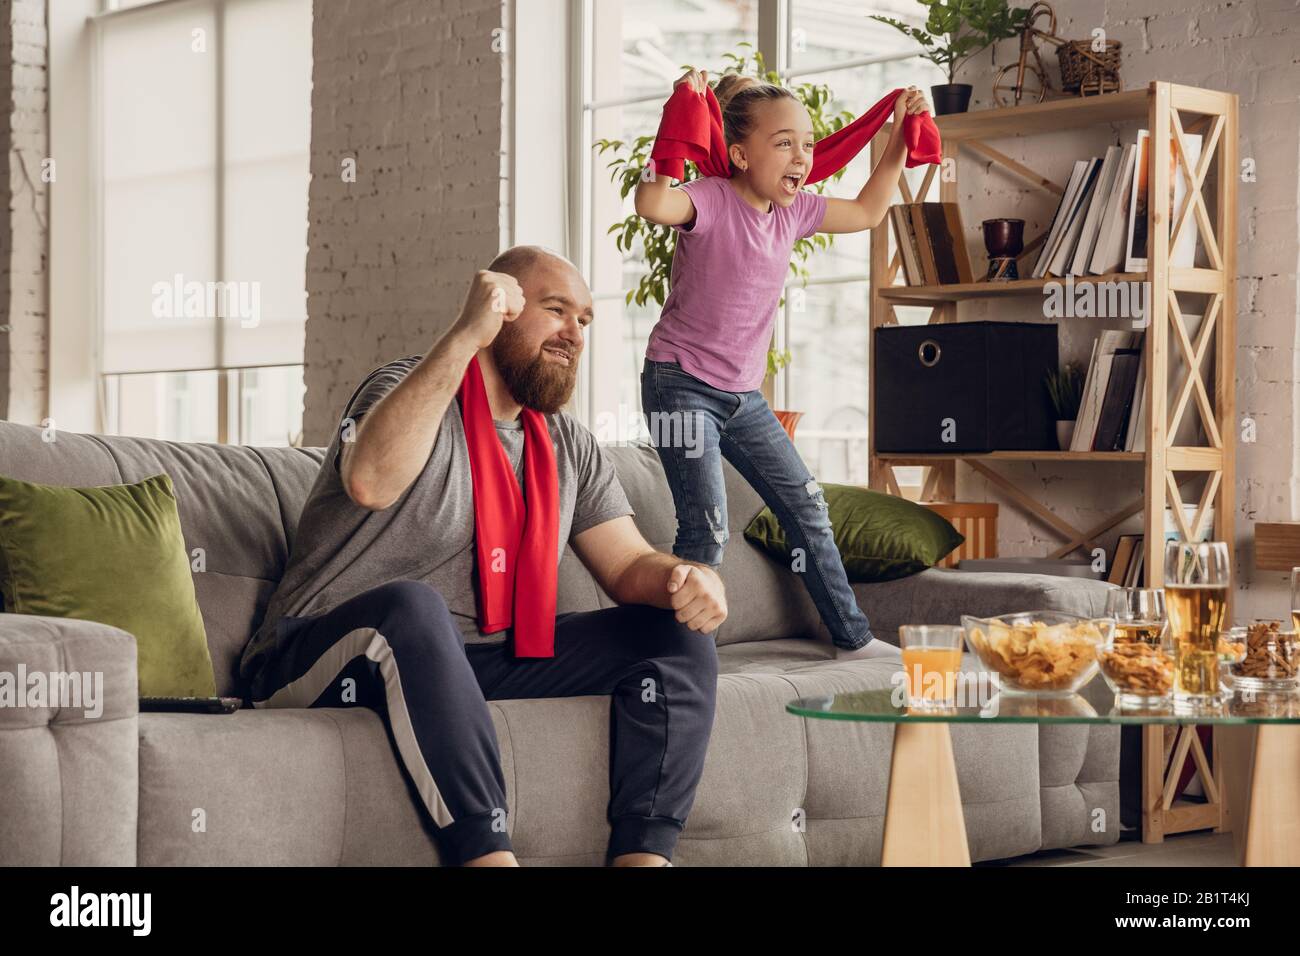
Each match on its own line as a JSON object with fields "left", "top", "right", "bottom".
{"left": 303, "top": 0, "right": 510, "bottom": 444}
{"left": 952, "top": 0, "right": 1300, "bottom": 618}
{"left": 0, "top": 0, "right": 48, "bottom": 423}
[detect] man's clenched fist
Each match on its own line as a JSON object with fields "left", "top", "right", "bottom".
{"left": 452, "top": 269, "right": 525, "bottom": 350}
{"left": 666, "top": 563, "right": 727, "bottom": 633}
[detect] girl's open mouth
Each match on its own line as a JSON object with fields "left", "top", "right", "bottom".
{"left": 780, "top": 173, "right": 802, "bottom": 195}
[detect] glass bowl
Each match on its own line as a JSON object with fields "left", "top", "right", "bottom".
{"left": 961, "top": 610, "right": 1112, "bottom": 697}
{"left": 1097, "top": 617, "right": 1174, "bottom": 707}
{"left": 1230, "top": 620, "right": 1300, "bottom": 692}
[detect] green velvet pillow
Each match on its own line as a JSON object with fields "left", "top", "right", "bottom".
{"left": 743, "top": 483, "right": 965, "bottom": 583}
{"left": 0, "top": 472, "right": 216, "bottom": 698}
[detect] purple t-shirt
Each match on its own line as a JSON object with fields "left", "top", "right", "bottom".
{"left": 645, "top": 175, "right": 828, "bottom": 392}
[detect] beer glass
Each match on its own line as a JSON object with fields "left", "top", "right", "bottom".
{"left": 1164, "top": 541, "right": 1230, "bottom": 703}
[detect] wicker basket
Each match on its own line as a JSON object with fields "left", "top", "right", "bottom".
{"left": 1058, "top": 39, "right": 1122, "bottom": 95}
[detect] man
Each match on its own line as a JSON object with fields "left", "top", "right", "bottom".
{"left": 238, "top": 246, "right": 726, "bottom": 868}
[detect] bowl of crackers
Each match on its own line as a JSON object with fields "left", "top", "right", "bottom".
{"left": 1229, "top": 620, "right": 1300, "bottom": 692}
{"left": 961, "top": 611, "right": 1112, "bottom": 696}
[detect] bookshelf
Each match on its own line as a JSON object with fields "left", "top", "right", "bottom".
{"left": 867, "top": 81, "right": 1238, "bottom": 845}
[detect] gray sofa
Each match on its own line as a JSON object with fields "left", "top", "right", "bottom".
{"left": 0, "top": 420, "right": 1120, "bottom": 865}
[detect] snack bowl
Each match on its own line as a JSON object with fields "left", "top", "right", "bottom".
{"left": 961, "top": 610, "right": 1112, "bottom": 697}
{"left": 1098, "top": 618, "right": 1174, "bottom": 707}
{"left": 1230, "top": 620, "right": 1300, "bottom": 692}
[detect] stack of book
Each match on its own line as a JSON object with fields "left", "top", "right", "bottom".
{"left": 888, "top": 202, "right": 975, "bottom": 286}
{"left": 1033, "top": 129, "right": 1202, "bottom": 279}
{"left": 1070, "top": 329, "right": 1146, "bottom": 452}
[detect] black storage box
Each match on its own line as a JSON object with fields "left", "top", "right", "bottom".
{"left": 873, "top": 321, "right": 1058, "bottom": 453}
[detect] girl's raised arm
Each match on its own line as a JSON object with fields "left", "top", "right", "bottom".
{"left": 817, "top": 86, "right": 930, "bottom": 235}
{"left": 634, "top": 68, "right": 709, "bottom": 227}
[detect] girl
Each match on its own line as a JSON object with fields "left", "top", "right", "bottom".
{"left": 635, "top": 69, "right": 931, "bottom": 658}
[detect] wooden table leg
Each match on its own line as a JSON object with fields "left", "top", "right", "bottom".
{"left": 1235, "top": 724, "right": 1300, "bottom": 866}
{"left": 881, "top": 721, "right": 971, "bottom": 866}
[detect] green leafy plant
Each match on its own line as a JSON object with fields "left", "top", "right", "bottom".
{"left": 870, "top": 0, "right": 1028, "bottom": 85}
{"left": 593, "top": 43, "right": 852, "bottom": 384}
{"left": 1045, "top": 362, "right": 1084, "bottom": 420}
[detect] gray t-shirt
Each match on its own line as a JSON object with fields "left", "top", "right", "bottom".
{"left": 239, "top": 355, "right": 635, "bottom": 683}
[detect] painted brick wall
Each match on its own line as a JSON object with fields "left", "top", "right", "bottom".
{"left": 0, "top": 0, "right": 47, "bottom": 424}
{"left": 302, "top": 0, "right": 510, "bottom": 445}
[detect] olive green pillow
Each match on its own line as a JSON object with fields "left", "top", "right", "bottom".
{"left": 743, "top": 483, "right": 964, "bottom": 582}
{"left": 0, "top": 472, "right": 216, "bottom": 698}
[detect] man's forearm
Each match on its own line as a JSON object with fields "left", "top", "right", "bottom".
{"left": 343, "top": 325, "right": 480, "bottom": 509}
{"left": 611, "top": 550, "right": 699, "bottom": 608}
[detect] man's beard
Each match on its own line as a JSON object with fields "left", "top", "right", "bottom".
{"left": 491, "top": 326, "right": 578, "bottom": 414}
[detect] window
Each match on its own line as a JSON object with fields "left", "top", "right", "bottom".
{"left": 94, "top": 0, "right": 311, "bottom": 445}
{"left": 575, "top": 0, "right": 943, "bottom": 482}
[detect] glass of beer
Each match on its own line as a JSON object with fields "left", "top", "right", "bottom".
{"left": 898, "top": 625, "right": 965, "bottom": 710}
{"left": 1164, "top": 540, "right": 1230, "bottom": 704}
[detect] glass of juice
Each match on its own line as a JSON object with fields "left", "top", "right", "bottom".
{"left": 1101, "top": 588, "right": 1173, "bottom": 707}
{"left": 1164, "top": 540, "right": 1230, "bottom": 706}
{"left": 898, "top": 625, "right": 965, "bottom": 710}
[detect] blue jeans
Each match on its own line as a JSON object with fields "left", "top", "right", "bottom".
{"left": 640, "top": 358, "right": 873, "bottom": 650}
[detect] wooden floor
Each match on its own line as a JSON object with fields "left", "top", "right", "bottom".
{"left": 984, "top": 831, "right": 1237, "bottom": 867}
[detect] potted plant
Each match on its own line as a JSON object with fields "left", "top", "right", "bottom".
{"left": 870, "top": 0, "right": 1028, "bottom": 115}
{"left": 594, "top": 44, "right": 851, "bottom": 440}
{"left": 1045, "top": 362, "right": 1083, "bottom": 450}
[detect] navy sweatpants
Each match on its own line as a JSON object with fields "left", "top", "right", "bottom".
{"left": 247, "top": 580, "right": 719, "bottom": 865}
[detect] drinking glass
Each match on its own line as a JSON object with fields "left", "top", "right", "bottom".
{"left": 1164, "top": 541, "right": 1230, "bottom": 704}
{"left": 898, "top": 625, "right": 964, "bottom": 710}
{"left": 1100, "top": 588, "right": 1173, "bottom": 706}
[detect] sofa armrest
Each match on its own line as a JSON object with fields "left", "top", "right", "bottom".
{"left": 852, "top": 568, "right": 1116, "bottom": 646}
{"left": 0, "top": 614, "right": 139, "bottom": 864}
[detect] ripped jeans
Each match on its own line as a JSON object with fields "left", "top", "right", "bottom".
{"left": 640, "top": 358, "right": 873, "bottom": 650}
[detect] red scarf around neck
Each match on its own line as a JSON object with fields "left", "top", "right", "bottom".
{"left": 457, "top": 354, "right": 559, "bottom": 658}
{"left": 649, "top": 84, "right": 942, "bottom": 184}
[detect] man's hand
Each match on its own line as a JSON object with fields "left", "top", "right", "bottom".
{"left": 666, "top": 563, "right": 727, "bottom": 633}
{"left": 892, "top": 85, "right": 930, "bottom": 124}
{"left": 450, "top": 269, "right": 525, "bottom": 351}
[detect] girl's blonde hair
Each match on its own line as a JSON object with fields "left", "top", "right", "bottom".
{"left": 710, "top": 74, "right": 800, "bottom": 175}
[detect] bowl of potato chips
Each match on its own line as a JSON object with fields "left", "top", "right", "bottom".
{"left": 960, "top": 611, "right": 1113, "bottom": 696}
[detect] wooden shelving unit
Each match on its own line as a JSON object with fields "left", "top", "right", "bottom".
{"left": 867, "top": 81, "right": 1239, "bottom": 845}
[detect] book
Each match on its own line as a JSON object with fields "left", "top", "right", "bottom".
{"left": 1123, "top": 347, "right": 1147, "bottom": 452}
{"left": 939, "top": 202, "right": 975, "bottom": 284}
{"left": 1089, "top": 144, "right": 1138, "bottom": 275}
{"left": 1093, "top": 347, "right": 1141, "bottom": 450}
{"left": 909, "top": 203, "right": 940, "bottom": 285}
{"left": 1108, "top": 534, "right": 1140, "bottom": 585}
{"left": 1034, "top": 160, "right": 1090, "bottom": 278}
{"left": 890, "top": 206, "right": 922, "bottom": 285}
{"left": 1071, "top": 330, "right": 1139, "bottom": 450}
{"left": 1045, "top": 158, "right": 1102, "bottom": 277}
{"left": 1070, "top": 145, "right": 1123, "bottom": 276}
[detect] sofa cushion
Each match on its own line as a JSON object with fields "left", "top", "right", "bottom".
{"left": 0, "top": 472, "right": 216, "bottom": 697}
{"left": 743, "top": 482, "right": 964, "bottom": 582}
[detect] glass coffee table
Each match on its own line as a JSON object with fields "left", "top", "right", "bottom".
{"left": 787, "top": 682, "right": 1300, "bottom": 867}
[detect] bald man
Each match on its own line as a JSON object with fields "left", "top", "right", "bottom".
{"left": 239, "top": 247, "right": 725, "bottom": 868}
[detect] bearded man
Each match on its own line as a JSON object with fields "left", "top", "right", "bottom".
{"left": 239, "top": 246, "right": 726, "bottom": 868}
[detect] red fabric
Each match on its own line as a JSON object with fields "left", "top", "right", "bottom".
{"left": 649, "top": 83, "right": 942, "bottom": 184}
{"left": 457, "top": 354, "right": 559, "bottom": 658}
